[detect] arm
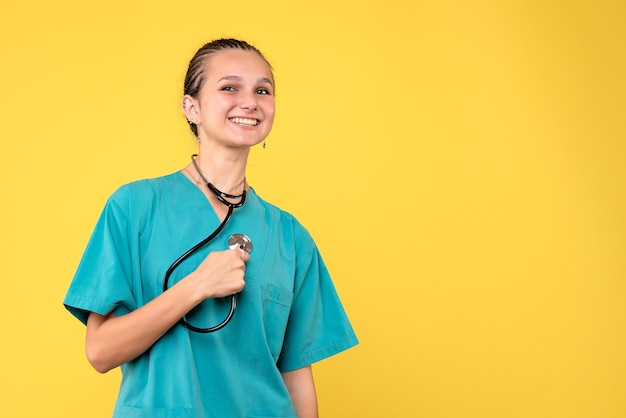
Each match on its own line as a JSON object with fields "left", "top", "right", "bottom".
{"left": 86, "top": 249, "right": 248, "bottom": 373}
{"left": 282, "top": 366, "right": 318, "bottom": 418}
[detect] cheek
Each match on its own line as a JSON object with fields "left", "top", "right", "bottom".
{"left": 264, "top": 102, "right": 276, "bottom": 123}
{"left": 264, "top": 112, "right": 276, "bottom": 131}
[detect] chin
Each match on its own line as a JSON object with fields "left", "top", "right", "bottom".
{"left": 235, "top": 136, "right": 267, "bottom": 148}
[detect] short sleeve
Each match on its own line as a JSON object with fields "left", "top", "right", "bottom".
{"left": 276, "top": 240, "right": 358, "bottom": 372}
{"left": 63, "top": 189, "right": 137, "bottom": 325}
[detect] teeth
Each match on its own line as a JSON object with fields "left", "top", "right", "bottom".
{"left": 230, "top": 117, "right": 259, "bottom": 126}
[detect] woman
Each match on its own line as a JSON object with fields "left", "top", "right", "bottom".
{"left": 64, "top": 38, "right": 358, "bottom": 417}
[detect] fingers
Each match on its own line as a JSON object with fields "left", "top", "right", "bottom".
{"left": 192, "top": 249, "right": 250, "bottom": 299}
{"left": 233, "top": 247, "right": 250, "bottom": 262}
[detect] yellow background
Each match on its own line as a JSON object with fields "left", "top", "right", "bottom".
{"left": 1, "top": 0, "right": 625, "bottom": 416}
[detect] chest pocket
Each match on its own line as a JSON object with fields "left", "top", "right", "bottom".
{"left": 259, "top": 283, "right": 294, "bottom": 361}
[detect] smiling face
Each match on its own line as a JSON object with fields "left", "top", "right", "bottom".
{"left": 183, "top": 49, "right": 276, "bottom": 149}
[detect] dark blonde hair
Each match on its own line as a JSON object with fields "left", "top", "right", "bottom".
{"left": 183, "top": 38, "right": 273, "bottom": 136}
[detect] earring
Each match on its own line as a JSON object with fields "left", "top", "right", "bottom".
{"left": 263, "top": 140, "right": 266, "bottom": 149}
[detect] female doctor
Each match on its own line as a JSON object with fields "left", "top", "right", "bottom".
{"left": 64, "top": 38, "right": 357, "bottom": 418}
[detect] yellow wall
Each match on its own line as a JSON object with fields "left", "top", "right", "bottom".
{"left": 1, "top": 0, "right": 625, "bottom": 416}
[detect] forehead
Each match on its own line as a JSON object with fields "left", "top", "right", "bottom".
{"left": 203, "top": 49, "right": 273, "bottom": 82}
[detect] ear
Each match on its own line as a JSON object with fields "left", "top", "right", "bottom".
{"left": 182, "top": 95, "right": 199, "bottom": 123}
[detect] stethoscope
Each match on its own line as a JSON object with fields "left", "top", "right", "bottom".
{"left": 162, "top": 155, "right": 253, "bottom": 333}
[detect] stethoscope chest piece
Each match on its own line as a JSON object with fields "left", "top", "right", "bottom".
{"left": 228, "top": 233, "right": 253, "bottom": 254}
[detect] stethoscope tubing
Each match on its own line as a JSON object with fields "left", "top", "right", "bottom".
{"left": 162, "top": 189, "right": 246, "bottom": 333}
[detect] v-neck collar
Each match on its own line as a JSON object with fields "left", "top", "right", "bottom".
{"left": 173, "top": 170, "right": 255, "bottom": 224}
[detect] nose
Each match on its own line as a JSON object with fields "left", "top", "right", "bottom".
{"left": 239, "top": 90, "right": 258, "bottom": 110}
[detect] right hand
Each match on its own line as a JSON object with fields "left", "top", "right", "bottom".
{"left": 191, "top": 248, "right": 249, "bottom": 299}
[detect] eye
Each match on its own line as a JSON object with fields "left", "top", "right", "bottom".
{"left": 221, "top": 85, "right": 236, "bottom": 92}
{"left": 256, "top": 88, "right": 272, "bottom": 95}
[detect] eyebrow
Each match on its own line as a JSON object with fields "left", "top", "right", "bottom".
{"left": 217, "top": 75, "right": 274, "bottom": 85}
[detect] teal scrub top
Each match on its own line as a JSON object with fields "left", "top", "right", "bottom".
{"left": 64, "top": 172, "right": 358, "bottom": 418}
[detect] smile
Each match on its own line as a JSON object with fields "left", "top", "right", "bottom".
{"left": 229, "top": 117, "right": 259, "bottom": 126}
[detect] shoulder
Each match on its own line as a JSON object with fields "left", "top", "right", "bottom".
{"left": 113, "top": 172, "right": 180, "bottom": 197}
{"left": 101, "top": 172, "right": 183, "bottom": 225}
{"left": 251, "top": 189, "right": 315, "bottom": 253}
{"left": 108, "top": 172, "right": 181, "bottom": 206}
{"left": 252, "top": 189, "right": 309, "bottom": 232}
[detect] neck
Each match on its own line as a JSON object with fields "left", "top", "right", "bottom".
{"left": 189, "top": 150, "right": 248, "bottom": 195}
